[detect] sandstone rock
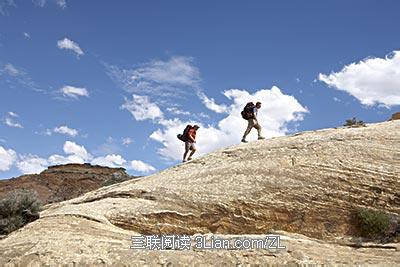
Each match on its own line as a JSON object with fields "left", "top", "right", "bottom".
{"left": 0, "top": 121, "right": 399, "bottom": 265}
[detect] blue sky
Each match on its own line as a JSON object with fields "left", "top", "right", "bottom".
{"left": 1, "top": 0, "right": 399, "bottom": 179}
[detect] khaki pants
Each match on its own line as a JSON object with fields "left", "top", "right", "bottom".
{"left": 243, "top": 119, "right": 262, "bottom": 139}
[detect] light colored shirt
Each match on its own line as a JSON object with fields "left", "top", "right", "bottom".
{"left": 253, "top": 107, "right": 258, "bottom": 117}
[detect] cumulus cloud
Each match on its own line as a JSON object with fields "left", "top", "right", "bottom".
{"left": 198, "top": 92, "right": 229, "bottom": 113}
{"left": 63, "top": 141, "right": 91, "bottom": 162}
{"left": 121, "top": 94, "right": 163, "bottom": 121}
{"left": 53, "top": 125, "right": 78, "bottom": 137}
{"left": 57, "top": 38, "right": 84, "bottom": 56}
{"left": 129, "top": 160, "right": 156, "bottom": 173}
{"left": 0, "top": 146, "right": 16, "bottom": 171}
{"left": 91, "top": 154, "right": 126, "bottom": 168}
{"left": 319, "top": 50, "right": 400, "bottom": 107}
{"left": 60, "top": 85, "right": 89, "bottom": 99}
{"left": 16, "top": 154, "right": 47, "bottom": 174}
{"left": 150, "top": 86, "right": 308, "bottom": 161}
{"left": 45, "top": 141, "right": 93, "bottom": 166}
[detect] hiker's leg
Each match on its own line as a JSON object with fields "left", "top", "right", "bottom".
{"left": 188, "top": 143, "right": 196, "bottom": 160}
{"left": 188, "top": 149, "right": 196, "bottom": 159}
{"left": 254, "top": 122, "right": 262, "bottom": 137}
{"left": 183, "top": 142, "right": 190, "bottom": 161}
{"left": 242, "top": 119, "right": 254, "bottom": 139}
{"left": 254, "top": 120, "right": 265, "bottom": 139}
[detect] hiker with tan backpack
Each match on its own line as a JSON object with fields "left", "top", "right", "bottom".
{"left": 241, "top": 101, "right": 265, "bottom": 143}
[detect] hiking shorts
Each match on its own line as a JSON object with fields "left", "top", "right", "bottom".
{"left": 185, "top": 141, "right": 196, "bottom": 151}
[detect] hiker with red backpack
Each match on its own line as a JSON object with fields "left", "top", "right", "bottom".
{"left": 241, "top": 101, "right": 265, "bottom": 143}
{"left": 177, "top": 124, "right": 200, "bottom": 162}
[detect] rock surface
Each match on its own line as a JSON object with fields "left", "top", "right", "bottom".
{"left": 0, "top": 121, "right": 399, "bottom": 265}
{"left": 0, "top": 163, "right": 135, "bottom": 204}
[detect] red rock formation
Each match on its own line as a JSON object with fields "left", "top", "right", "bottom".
{"left": 0, "top": 163, "right": 136, "bottom": 204}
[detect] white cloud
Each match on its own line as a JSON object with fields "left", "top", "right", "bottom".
{"left": 54, "top": 125, "right": 78, "bottom": 137}
{"left": 166, "top": 107, "right": 190, "bottom": 116}
{"left": 91, "top": 154, "right": 126, "bottom": 168}
{"left": 56, "top": 0, "right": 66, "bottom": 8}
{"left": 1, "top": 63, "right": 39, "bottom": 91}
{"left": 61, "top": 85, "right": 89, "bottom": 99}
{"left": 150, "top": 86, "right": 308, "bottom": 161}
{"left": 121, "top": 94, "right": 163, "bottom": 121}
{"left": 319, "top": 50, "right": 400, "bottom": 107}
{"left": 23, "top": 32, "right": 31, "bottom": 39}
{"left": 0, "top": 146, "right": 16, "bottom": 171}
{"left": 198, "top": 92, "right": 229, "bottom": 113}
{"left": 4, "top": 63, "right": 19, "bottom": 76}
{"left": 47, "top": 154, "right": 71, "bottom": 165}
{"left": 106, "top": 56, "right": 200, "bottom": 98}
{"left": 16, "top": 154, "right": 47, "bottom": 174}
{"left": 8, "top": 111, "right": 18, "bottom": 117}
{"left": 122, "top": 137, "right": 133, "bottom": 146}
{"left": 129, "top": 160, "right": 156, "bottom": 173}
{"left": 32, "top": 0, "right": 46, "bottom": 7}
{"left": 38, "top": 128, "right": 53, "bottom": 136}
{"left": 4, "top": 117, "right": 23, "bottom": 128}
{"left": 3, "top": 112, "right": 23, "bottom": 128}
{"left": 63, "top": 141, "right": 91, "bottom": 162}
{"left": 48, "top": 141, "right": 92, "bottom": 165}
{"left": 57, "top": 38, "right": 84, "bottom": 56}
{"left": 333, "top": 97, "right": 341, "bottom": 102}
{"left": 0, "top": 0, "right": 16, "bottom": 15}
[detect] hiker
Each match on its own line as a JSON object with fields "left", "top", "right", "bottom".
{"left": 241, "top": 101, "right": 265, "bottom": 143}
{"left": 178, "top": 124, "right": 200, "bottom": 162}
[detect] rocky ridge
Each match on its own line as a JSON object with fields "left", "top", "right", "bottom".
{"left": 0, "top": 121, "right": 399, "bottom": 265}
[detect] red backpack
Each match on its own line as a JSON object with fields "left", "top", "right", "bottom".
{"left": 177, "top": 125, "right": 192, "bottom": 142}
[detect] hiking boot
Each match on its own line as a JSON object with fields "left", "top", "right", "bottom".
{"left": 187, "top": 157, "right": 193, "bottom": 161}
{"left": 258, "top": 136, "right": 265, "bottom": 140}
{"left": 241, "top": 138, "right": 248, "bottom": 143}
{"left": 182, "top": 159, "right": 187, "bottom": 163}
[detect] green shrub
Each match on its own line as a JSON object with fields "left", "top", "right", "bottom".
{"left": 344, "top": 117, "right": 366, "bottom": 127}
{"left": 0, "top": 189, "right": 42, "bottom": 235}
{"left": 355, "top": 208, "right": 390, "bottom": 238}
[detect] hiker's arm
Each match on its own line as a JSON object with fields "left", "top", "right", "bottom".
{"left": 188, "top": 135, "right": 196, "bottom": 142}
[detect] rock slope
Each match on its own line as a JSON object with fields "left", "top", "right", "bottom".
{"left": 0, "top": 163, "right": 135, "bottom": 204}
{"left": 0, "top": 121, "right": 399, "bottom": 265}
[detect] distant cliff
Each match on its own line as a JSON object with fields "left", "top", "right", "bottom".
{"left": 0, "top": 163, "right": 137, "bottom": 205}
